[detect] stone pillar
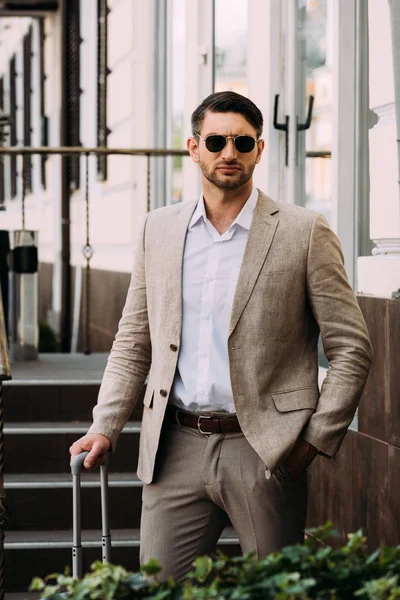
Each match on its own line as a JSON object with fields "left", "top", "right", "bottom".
{"left": 358, "top": 0, "right": 400, "bottom": 298}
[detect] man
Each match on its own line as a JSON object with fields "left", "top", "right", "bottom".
{"left": 70, "top": 91, "right": 372, "bottom": 581}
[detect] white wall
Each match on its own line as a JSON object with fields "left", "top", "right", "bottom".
{"left": 357, "top": 0, "right": 400, "bottom": 298}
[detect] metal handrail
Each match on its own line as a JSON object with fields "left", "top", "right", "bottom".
{"left": 306, "top": 150, "right": 331, "bottom": 158}
{"left": 0, "top": 146, "right": 328, "bottom": 158}
{"left": 0, "top": 286, "right": 11, "bottom": 600}
{"left": 0, "top": 288, "right": 11, "bottom": 383}
{"left": 0, "top": 146, "right": 189, "bottom": 156}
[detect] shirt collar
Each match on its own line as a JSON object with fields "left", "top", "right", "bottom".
{"left": 189, "top": 187, "right": 258, "bottom": 231}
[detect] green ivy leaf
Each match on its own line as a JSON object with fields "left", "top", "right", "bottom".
{"left": 191, "top": 556, "right": 213, "bottom": 583}
{"left": 141, "top": 558, "right": 163, "bottom": 576}
{"left": 29, "top": 577, "right": 45, "bottom": 591}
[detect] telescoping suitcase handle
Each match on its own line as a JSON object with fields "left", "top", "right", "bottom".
{"left": 71, "top": 451, "right": 112, "bottom": 578}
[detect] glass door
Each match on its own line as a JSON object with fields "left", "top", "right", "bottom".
{"left": 278, "top": 0, "right": 333, "bottom": 218}
{"left": 299, "top": 0, "right": 333, "bottom": 224}
{"left": 276, "top": 0, "right": 367, "bottom": 288}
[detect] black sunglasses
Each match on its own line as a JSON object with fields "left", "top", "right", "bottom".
{"left": 194, "top": 133, "right": 259, "bottom": 154}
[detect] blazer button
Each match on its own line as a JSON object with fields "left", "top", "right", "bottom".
{"left": 160, "top": 389, "right": 168, "bottom": 398}
{"left": 170, "top": 344, "right": 178, "bottom": 352}
{"left": 265, "top": 469, "right": 271, "bottom": 480}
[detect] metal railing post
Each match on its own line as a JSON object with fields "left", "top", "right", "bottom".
{"left": 146, "top": 152, "right": 151, "bottom": 212}
{"left": 83, "top": 153, "right": 93, "bottom": 355}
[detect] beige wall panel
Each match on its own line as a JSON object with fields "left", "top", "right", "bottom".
{"left": 369, "top": 116, "right": 400, "bottom": 241}
{"left": 369, "top": 0, "right": 394, "bottom": 108}
{"left": 108, "top": 0, "right": 135, "bottom": 68}
{"left": 69, "top": 188, "right": 137, "bottom": 272}
{"left": 107, "top": 58, "right": 136, "bottom": 127}
{"left": 107, "top": 121, "right": 136, "bottom": 148}
{"left": 105, "top": 154, "right": 136, "bottom": 187}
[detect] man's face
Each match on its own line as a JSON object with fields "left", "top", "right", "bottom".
{"left": 187, "top": 111, "right": 264, "bottom": 191}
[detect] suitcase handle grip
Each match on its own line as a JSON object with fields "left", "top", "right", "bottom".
{"left": 71, "top": 451, "right": 111, "bottom": 578}
{"left": 71, "top": 451, "right": 89, "bottom": 475}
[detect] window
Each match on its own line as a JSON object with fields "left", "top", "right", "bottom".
{"left": 9, "top": 55, "right": 17, "bottom": 199}
{"left": 66, "top": 0, "right": 82, "bottom": 190}
{"left": 23, "top": 26, "right": 33, "bottom": 194}
{"left": 214, "top": 0, "right": 248, "bottom": 95}
{"left": 97, "top": 0, "right": 110, "bottom": 180}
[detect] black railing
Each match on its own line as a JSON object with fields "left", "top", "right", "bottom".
{"left": 0, "top": 285, "right": 11, "bottom": 600}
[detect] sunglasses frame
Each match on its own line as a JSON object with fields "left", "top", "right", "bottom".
{"left": 194, "top": 132, "right": 261, "bottom": 153}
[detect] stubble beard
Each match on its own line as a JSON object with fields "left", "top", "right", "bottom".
{"left": 199, "top": 159, "right": 256, "bottom": 191}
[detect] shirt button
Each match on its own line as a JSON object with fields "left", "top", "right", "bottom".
{"left": 265, "top": 470, "right": 271, "bottom": 480}
{"left": 160, "top": 389, "right": 168, "bottom": 398}
{"left": 170, "top": 344, "right": 178, "bottom": 352}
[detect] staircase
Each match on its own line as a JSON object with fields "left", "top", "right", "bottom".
{"left": 2, "top": 354, "right": 240, "bottom": 596}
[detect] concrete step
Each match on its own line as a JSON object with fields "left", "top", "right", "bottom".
{"left": 4, "top": 472, "right": 143, "bottom": 530}
{"left": 4, "top": 422, "right": 141, "bottom": 473}
{"left": 5, "top": 527, "right": 239, "bottom": 549}
{"left": 4, "top": 472, "right": 142, "bottom": 488}
{"left": 4, "top": 541, "right": 141, "bottom": 592}
{"left": 2, "top": 382, "right": 144, "bottom": 423}
{"left": 4, "top": 529, "right": 241, "bottom": 592}
{"left": 4, "top": 421, "right": 141, "bottom": 435}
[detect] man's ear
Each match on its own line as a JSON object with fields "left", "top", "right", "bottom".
{"left": 187, "top": 136, "right": 200, "bottom": 163}
{"left": 255, "top": 139, "right": 265, "bottom": 165}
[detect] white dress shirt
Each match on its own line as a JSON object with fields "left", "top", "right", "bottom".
{"left": 170, "top": 187, "right": 258, "bottom": 413}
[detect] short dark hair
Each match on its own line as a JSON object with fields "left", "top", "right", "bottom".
{"left": 191, "top": 91, "right": 263, "bottom": 138}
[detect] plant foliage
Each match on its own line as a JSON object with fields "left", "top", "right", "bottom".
{"left": 30, "top": 525, "right": 400, "bottom": 600}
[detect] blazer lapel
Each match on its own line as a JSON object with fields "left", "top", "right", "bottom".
{"left": 161, "top": 199, "right": 198, "bottom": 337}
{"left": 229, "top": 191, "right": 280, "bottom": 336}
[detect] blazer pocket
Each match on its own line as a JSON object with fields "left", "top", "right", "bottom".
{"left": 143, "top": 384, "right": 154, "bottom": 408}
{"left": 271, "top": 387, "right": 319, "bottom": 412}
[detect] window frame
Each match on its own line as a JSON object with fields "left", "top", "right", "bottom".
{"left": 96, "top": 0, "right": 110, "bottom": 181}
{"left": 65, "top": 0, "right": 82, "bottom": 191}
{"left": 9, "top": 55, "right": 17, "bottom": 200}
{"left": 38, "top": 17, "right": 47, "bottom": 189}
{"left": 22, "top": 25, "right": 33, "bottom": 195}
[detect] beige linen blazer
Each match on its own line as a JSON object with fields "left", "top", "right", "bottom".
{"left": 88, "top": 190, "right": 372, "bottom": 484}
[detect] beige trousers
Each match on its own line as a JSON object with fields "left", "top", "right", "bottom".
{"left": 140, "top": 421, "right": 308, "bottom": 581}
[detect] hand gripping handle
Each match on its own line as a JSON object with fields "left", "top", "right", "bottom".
{"left": 71, "top": 451, "right": 111, "bottom": 578}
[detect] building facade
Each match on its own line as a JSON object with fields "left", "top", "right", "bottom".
{"left": 0, "top": 0, "right": 398, "bottom": 349}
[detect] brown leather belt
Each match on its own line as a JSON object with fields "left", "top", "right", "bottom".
{"left": 166, "top": 405, "right": 242, "bottom": 435}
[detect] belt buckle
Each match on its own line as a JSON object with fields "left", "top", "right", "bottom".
{"left": 197, "top": 414, "right": 212, "bottom": 435}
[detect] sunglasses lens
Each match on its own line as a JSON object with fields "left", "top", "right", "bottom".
{"left": 235, "top": 136, "right": 256, "bottom": 153}
{"left": 205, "top": 135, "right": 226, "bottom": 153}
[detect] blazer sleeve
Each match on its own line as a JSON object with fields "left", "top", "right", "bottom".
{"left": 87, "top": 214, "right": 152, "bottom": 450}
{"left": 301, "top": 213, "right": 373, "bottom": 457}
